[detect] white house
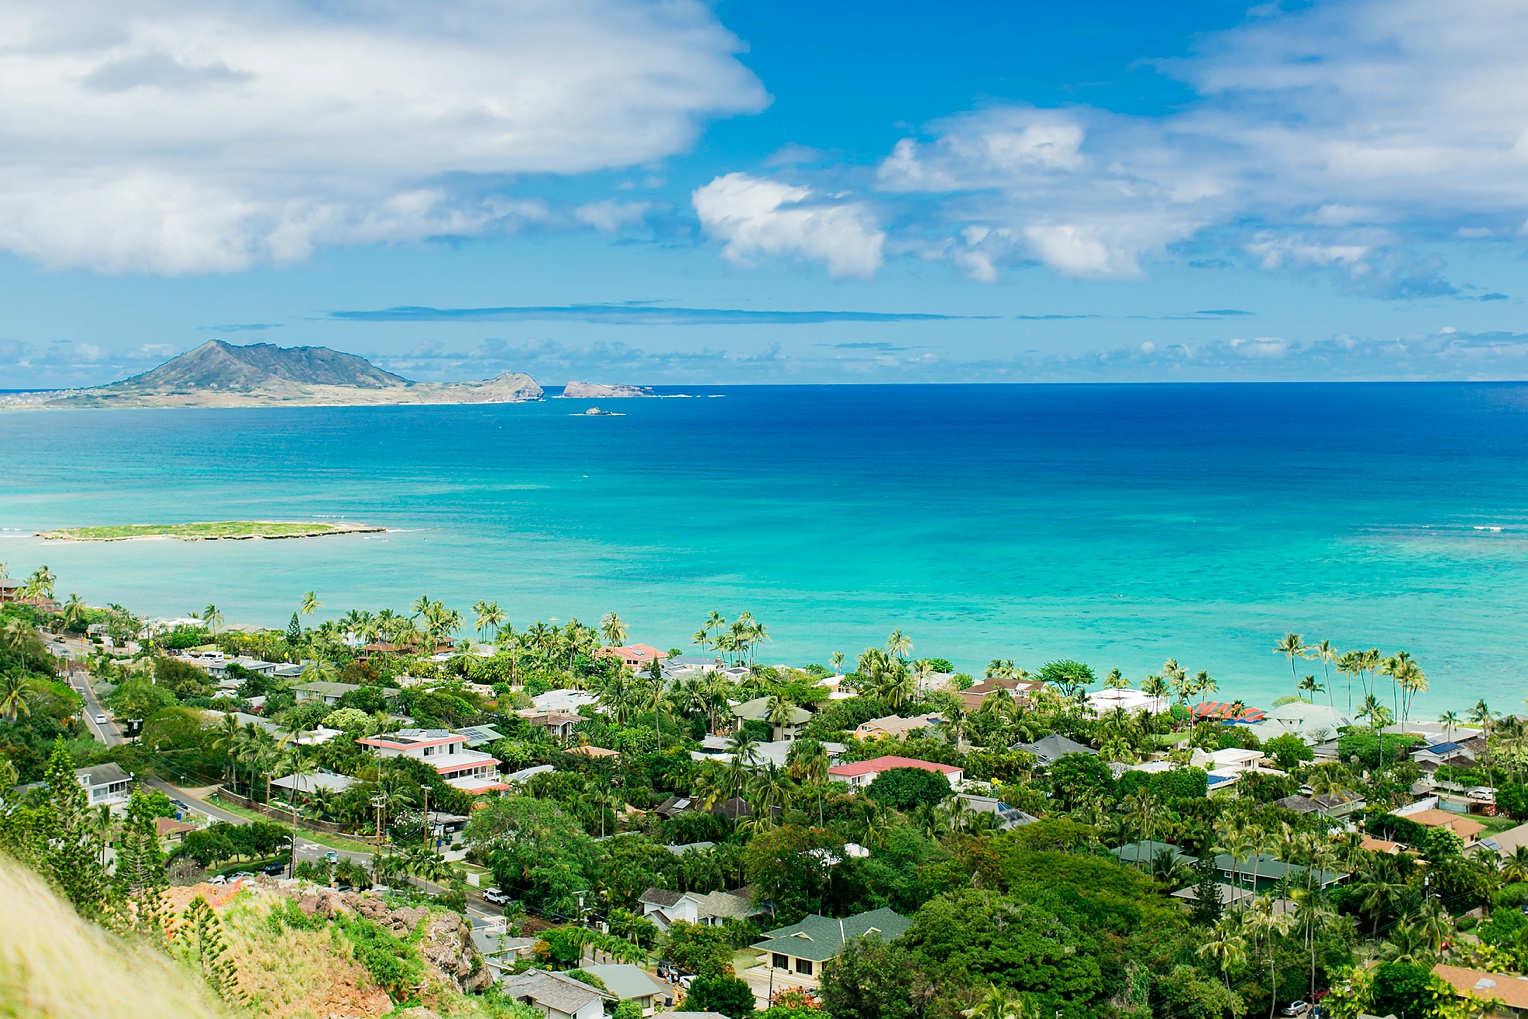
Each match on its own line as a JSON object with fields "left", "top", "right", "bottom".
{"left": 827, "top": 755, "right": 963, "bottom": 790}
{"left": 75, "top": 763, "right": 132, "bottom": 810}
{"left": 1088, "top": 688, "right": 1169, "bottom": 716}
{"left": 357, "top": 729, "right": 508, "bottom": 794}
{"left": 638, "top": 887, "right": 762, "bottom": 929}
{"left": 532, "top": 689, "right": 599, "bottom": 713}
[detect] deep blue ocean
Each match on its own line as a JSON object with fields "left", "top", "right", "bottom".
{"left": 4, "top": 383, "right": 1527, "bottom": 713}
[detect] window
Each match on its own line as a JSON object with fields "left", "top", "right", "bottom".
{"left": 773, "top": 954, "right": 788, "bottom": 970}
{"left": 795, "top": 958, "right": 813, "bottom": 976}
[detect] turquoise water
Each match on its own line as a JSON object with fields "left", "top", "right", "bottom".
{"left": 4, "top": 383, "right": 1528, "bottom": 713}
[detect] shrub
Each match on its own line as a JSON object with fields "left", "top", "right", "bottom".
{"left": 685, "top": 973, "right": 757, "bottom": 1019}
{"left": 865, "top": 766, "right": 953, "bottom": 811}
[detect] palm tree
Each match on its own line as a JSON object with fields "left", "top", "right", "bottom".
{"left": 202, "top": 604, "right": 224, "bottom": 635}
{"left": 24, "top": 565, "right": 56, "bottom": 600}
{"left": 600, "top": 613, "right": 628, "bottom": 647}
{"left": 1309, "top": 640, "right": 1337, "bottom": 706}
{"left": 1140, "top": 674, "right": 1168, "bottom": 700}
{"left": 1439, "top": 710, "right": 1460, "bottom": 743}
{"left": 1275, "top": 633, "right": 1309, "bottom": 688}
{"left": 474, "top": 601, "right": 505, "bottom": 641}
{"left": 969, "top": 985, "right": 1033, "bottom": 1019}
{"left": 1104, "top": 668, "right": 1129, "bottom": 690}
{"left": 61, "top": 593, "right": 87, "bottom": 631}
{"left": 299, "top": 591, "right": 321, "bottom": 619}
{"left": 885, "top": 629, "right": 913, "bottom": 661}
{"left": 1, "top": 618, "right": 38, "bottom": 671}
{"left": 1197, "top": 916, "right": 1248, "bottom": 994}
{"left": 1501, "top": 846, "right": 1528, "bottom": 883}
{"left": 1469, "top": 699, "right": 1496, "bottom": 735}
{"left": 829, "top": 651, "right": 844, "bottom": 675}
{"left": 300, "top": 657, "right": 337, "bottom": 685}
{"left": 1297, "top": 675, "right": 1324, "bottom": 702}
{"left": 0, "top": 672, "right": 32, "bottom": 721}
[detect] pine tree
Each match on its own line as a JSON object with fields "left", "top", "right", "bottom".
{"left": 287, "top": 612, "right": 303, "bottom": 644}
{"left": 1189, "top": 858, "right": 1223, "bottom": 926}
{"left": 41, "top": 739, "right": 114, "bottom": 920}
{"left": 115, "top": 788, "right": 170, "bottom": 939}
{"left": 178, "top": 896, "right": 245, "bottom": 1006}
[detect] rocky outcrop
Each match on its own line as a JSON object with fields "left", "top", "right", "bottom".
{"left": 559, "top": 381, "right": 654, "bottom": 399}
{"left": 293, "top": 889, "right": 492, "bottom": 994}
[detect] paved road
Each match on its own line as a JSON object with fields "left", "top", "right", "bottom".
{"left": 63, "top": 645, "right": 495, "bottom": 917}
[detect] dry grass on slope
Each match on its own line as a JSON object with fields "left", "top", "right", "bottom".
{"left": 0, "top": 863, "right": 224, "bottom": 1019}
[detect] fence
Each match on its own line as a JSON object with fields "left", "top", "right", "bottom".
{"left": 214, "top": 787, "right": 356, "bottom": 837}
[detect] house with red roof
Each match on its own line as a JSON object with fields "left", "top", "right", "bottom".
{"left": 828, "top": 755, "right": 963, "bottom": 790}
{"left": 596, "top": 644, "right": 669, "bottom": 670}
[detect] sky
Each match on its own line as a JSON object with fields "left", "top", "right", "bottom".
{"left": 2, "top": 0, "right": 1528, "bottom": 388}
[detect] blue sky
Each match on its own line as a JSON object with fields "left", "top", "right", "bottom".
{"left": 2, "top": 0, "right": 1526, "bottom": 387}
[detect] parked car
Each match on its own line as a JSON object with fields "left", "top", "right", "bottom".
{"left": 677, "top": 975, "right": 696, "bottom": 991}
{"left": 259, "top": 862, "right": 286, "bottom": 875}
{"left": 171, "top": 799, "right": 189, "bottom": 811}
{"left": 1282, "top": 1002, "right": 1309, "bottom": 1017}
{"left": 231, "top": 871, "right": 255, "bottom": 881}
{"left": 206, "top": 874, "right": 228, "bottom": 885}
{"left": 482, "top": 888, "right": 510, "bottom": 905}
{"left": 1469, "top": 787, "right": 1496, "bottom": 801}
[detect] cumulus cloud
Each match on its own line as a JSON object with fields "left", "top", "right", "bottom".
{"left": 692, "top": 172, "right": 885, "bottom": 279}
{"left": 866, "top": 0, "right": 1528, "bottom": 287}
{"left": 0, "top": 0, "right": 766, "bottom": 273}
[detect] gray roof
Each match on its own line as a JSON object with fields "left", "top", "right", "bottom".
{"left": 296, "top": 680, "right": 360, "bottom": 696}
{"left": 272, "top": 769, "right": 354, "bottom": 794}
{"left": 75, "top": 762, "right": 130, "bottom": 787}
{"left": 733, "top": 697, "right": 811, "bottom": 725}
{"left": 1113, "top": 840, "right": 1198, "bottom": 865}
{"left": 457, "top": 724, "right": 504, "bottom": 747}
{"left": 503, "top": 970, "right": 611, "bottom": 1011}
{"left": 753, "top": 907, "right": 910, "bottom": 963}
{"left": 579, "top": 964, "right": 667, "bottom": 1001}
{"left": 640, "top": 887, "right": 684, "bottom": 907}
{"left": 691, "top": 889, "right": 759, "bottom": 920}
{"left": 1015, "top": 733, "right": 1097, "bottom": 764}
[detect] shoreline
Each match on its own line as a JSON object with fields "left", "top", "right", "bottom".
{"left": 36, "top": 522, "right": 386, "bottom": 543}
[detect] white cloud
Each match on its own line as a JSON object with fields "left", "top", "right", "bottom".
{"left": 867, "top": 0, "right": 1528, "bottom": 288}
{"left": 573, "top": 199, "right": 653, "bottom": 234}
{"left": 692, "top": 172, "right": 885, "bottom": 279}
{"left": 0, "top": 0, "right": 766, "bottom": 273}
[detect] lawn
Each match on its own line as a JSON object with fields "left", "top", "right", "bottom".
{"left": 207, "top": 795, "right": 379, "bottom": 855}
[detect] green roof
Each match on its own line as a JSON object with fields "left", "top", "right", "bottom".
{"left": 752, "top": 907, "right": 910, "bottom": 963}
{"left": 733, "top": 697, "right": 811, "bottom": 726}
{"left": 1113, "top": 841, "right": 1198, "bottom": 865}
{"left": 1212, "top": 853, "right": 1346, "bottom": 887}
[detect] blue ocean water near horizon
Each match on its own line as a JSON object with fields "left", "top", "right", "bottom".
{"left": 3, "top": 382, "right": 1526, "bottom": 714}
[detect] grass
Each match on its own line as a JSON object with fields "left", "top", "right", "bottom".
{"left": 39, "top": 521, "right": 362, "bottom": 540}
{"left": 206, "top": 795, "right": 380, "bottom": 855}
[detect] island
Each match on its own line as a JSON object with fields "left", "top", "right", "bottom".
{"left": 36, "top": 521, "right": 384, "bottom": 542}
{"left": 558, "top": 381, "right": 655, "bottom": 399}
{"left": 0, "top": 340, "right": 544, "bottom": 409}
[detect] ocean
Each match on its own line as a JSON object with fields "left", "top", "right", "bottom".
{"left": 4, "top": 382, "right": 1527, "bottom": 714}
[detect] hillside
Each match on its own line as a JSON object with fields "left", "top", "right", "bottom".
{"left": 8, "top": 340, "right": 544, "bottom": 408}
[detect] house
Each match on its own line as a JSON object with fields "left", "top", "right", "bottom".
{"left": 502, "top": 969, "right": 611, "bottom": 1019}
{"left": 75, "top": 763, "right": 132, "bottom": 810}
{"left": 1088, "top": 688, "right": 1169, "bottom": 716}
{"left": 959, "top": 677, "right": 1046, "bottom": 713}
{"left": 295, "top": 681, "right": 361, "bottom": 705}
{"left": 1432, "top": 964, "right": 1528, "bottom": 1019}
{"left": 662, "top": 655, "right": 726, "bottom": 678}
{"left": 155, "top": 817, "right": 196, "bottom": 843}
{"left": 1190, "top": 747, "right": 1264, "bottom": 773}
{"left": 357, "top": 729, "right": 507, "bottom": 794}
{"left": 1400, "top": 808, "right": 1485, "bottom": 847}
{"left": 272, "top": 768, "right": 355, "bottom": 795}
{"left": 565, "top": 744, "right": 620, "bottom": 759}
{"left": 1190, "top": 702, "right": 1267, "bottom": 723}
{"left": 1212, "top": 852, "right": 1346, "bottom": 892}
{"left": 1412, "top": 741, "right": 1479, "bottom": 772}
{"left": 0, "top": 578, "right": 24, "bottom": 604}
{"left": 1260, "top": 702, "right": 1354, "bottom": 744}
{"left": 518, "top": 708, "right": 582, "bottom": 740}
{"left": 1170, "top": 883, "right": 1257, "bottom": 910}
{"left": 828, "top": 755, "right": 963, "bottom": 790}
{"left": 956, "top": 793, "right": 1038, "bottom": 829}
{"left": 470, "top": 921, "right": 537, "bottom": 983}
{"left": 597, "top": 644, "right": 669, "bottom": 670}
{"left": 1360, "top": 836, "right": 1407, "bottom": 855}
{"left": 1114, "top": 840, "right": 1198, "bottom": 868}
{"left": 750, "top": 908, "right": 910, "bottom": 985}
{"left": 1015, "top": 734, "right": 1097, "bottom": 768}
{"left": 1482, "top": 822, "right": 1528, "bottom": 857}
{"left": 691, "top": 737, "right": 845, "bottom": 771}
{"left": 201, "top": 656, "right": 279, "bottom": 681}
{"left": 532, "top": 689, "right": 599, "bottom": 713}
{"left": 579, "top": 964, "right": 669, "bottom": 1016}
{"left": 638, "top": 887, "right": 762, "bottom": 929}
{"left": 1274, "top": 792, "right": 1365, "bottom": 818}
{"left": 731, "top": 697, "right": 812, "bottom": 741}
{"left": 852, "top": 713, "right": 942, "bottom": 741}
